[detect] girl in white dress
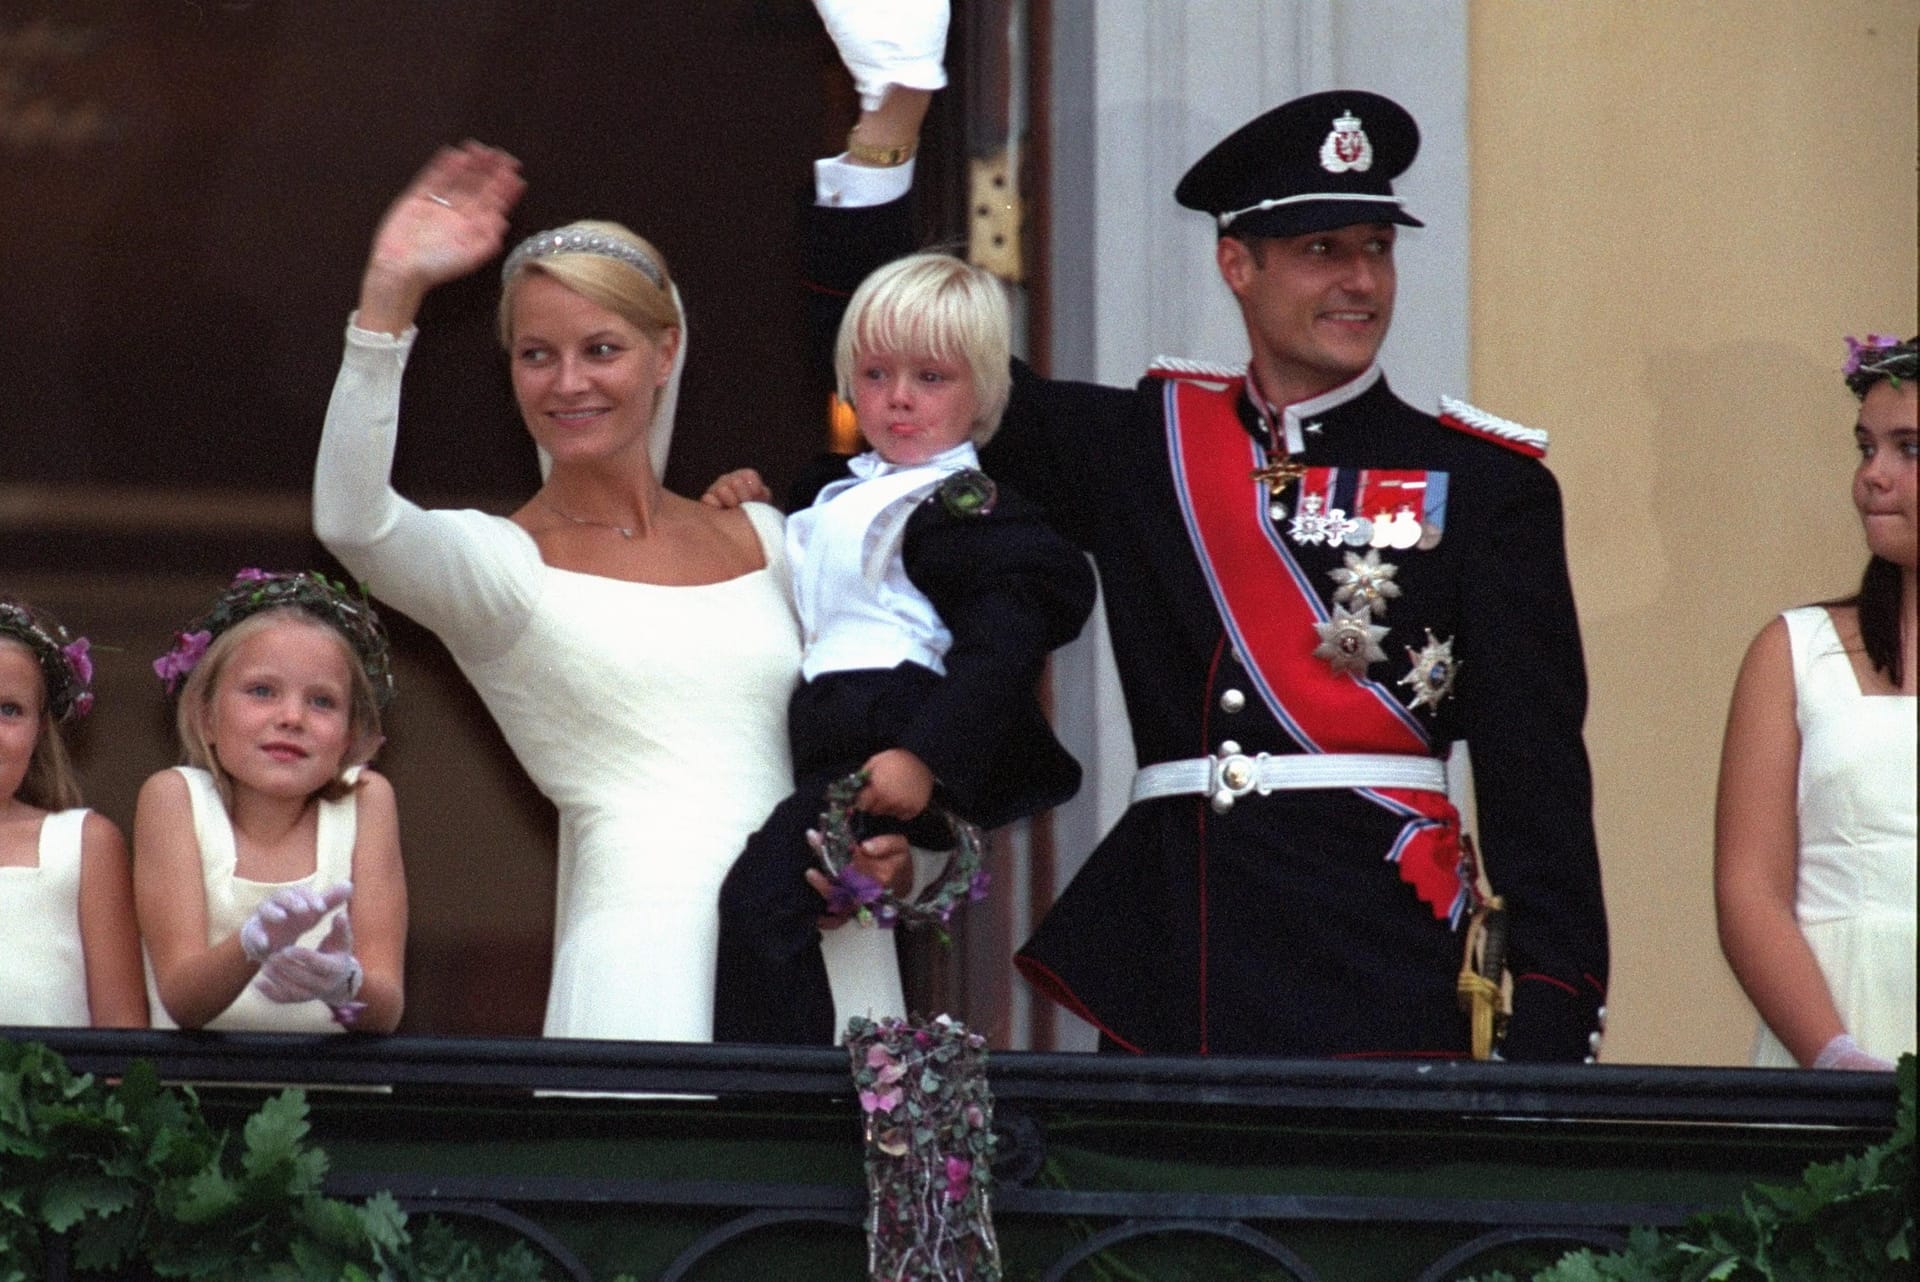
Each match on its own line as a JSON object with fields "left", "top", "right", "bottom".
{"left": 0, "top": 597, "right": 146, "bottom": 1028}
{"left": 1715, "top": 335, "right": 1917, "bottom": 1069}
{"left": 136, "top": 571, "right": 407, "bottom": 1033}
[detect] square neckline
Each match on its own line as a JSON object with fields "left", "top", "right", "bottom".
{"left": 505, "top": 503, "right": 779, "bottom": 590}
{"left": 1813, "top": 606, "right": 1915, "bottom": 700}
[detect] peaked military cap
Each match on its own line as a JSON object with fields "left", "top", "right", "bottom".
{"left": 1176, "top": 89, "right": 1423, "bottom": 238}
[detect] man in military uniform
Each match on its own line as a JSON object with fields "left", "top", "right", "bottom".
{"left": 802, "top": 59, "right": 1607, "bottom": 1059}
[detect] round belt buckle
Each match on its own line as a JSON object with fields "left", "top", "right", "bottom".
{"left": 1210, "top": 753, "right": 1258, "bottom": 813}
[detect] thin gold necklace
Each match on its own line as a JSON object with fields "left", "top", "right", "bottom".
{"left": 540, "top": 495, "right": 638, "bottom": 539}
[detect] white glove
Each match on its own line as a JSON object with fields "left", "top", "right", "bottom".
{"left": 238, "top": 881, "right": 353, "bottom": 963}
{"left": 254, "top": 913, "right": 364, "bottom": 1008}
{"left": 812, "top": 0, "right": 949, "bottom": 111}
{"left": 1812, "top": 1033, "right": 1893, "bottom": 1071}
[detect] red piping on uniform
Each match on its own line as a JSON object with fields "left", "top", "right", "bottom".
{"left": 1583, "top": 972, "right": 1607, "bottom": 995}
{"left": 1013, "top": 955, "right": 1142, "bottom": 1053}
{"left": 1193, "top": 632, "right": 1229, "bottom": 1057}
{"left": 1517, "top": 972, "right": 1578, "bottom": 996}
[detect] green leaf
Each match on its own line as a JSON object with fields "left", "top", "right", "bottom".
{"left": 241, "top": 1092, "right": 313, "bottom": 1183}
{"left": 173, "top": 1163, "right": 241, "bottom": 1224}
{"left": 39, "top": 1173, "right": 137, "bottom": 1232}
{"left": 358, "top": 1190, "right": 409, "bottom": 1260}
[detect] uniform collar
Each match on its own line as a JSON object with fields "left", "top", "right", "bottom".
{"left": 1240, "top": 363, "right": 1383, "bottom": 455}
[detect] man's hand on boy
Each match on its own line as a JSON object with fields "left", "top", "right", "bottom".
{"left": 701, "top": 468, "right": 770, "bottom": 509}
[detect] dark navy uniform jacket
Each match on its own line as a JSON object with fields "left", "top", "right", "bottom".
{"left": 807, "top": 198, "right": 1608, "bottom": 1062}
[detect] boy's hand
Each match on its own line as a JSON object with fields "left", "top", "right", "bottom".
{"left": 856, "top": 748, "right": 934, "bottom": 820}
{"left": 701, "top": 468, "right": 770, "bottom": 509}
{"left": 808, "top": 833, "right": 913, "bottom": 927}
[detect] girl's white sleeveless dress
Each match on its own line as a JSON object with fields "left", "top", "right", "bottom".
{"left": 144, "top": 767, "right": 356, "bottom": 1034}
{"left": 1750, "top": 606, "right": 1917, "bottom": 1065}
{"left": 0, "top": 808, "right": 94, "bottom": 1026}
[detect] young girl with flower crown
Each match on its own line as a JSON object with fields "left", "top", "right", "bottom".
{"left": 0, "top": 597, "right": 147, "bottom": 1028}
{"left": 1716, "top": 335, "right": 1917, "bottom": 1071}
{"left": 136, "top": 570, "right": 407, "bottom": 1033}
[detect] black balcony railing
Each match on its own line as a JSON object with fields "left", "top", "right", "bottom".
{"left": 11, "top": 1028, "right": 1901, "bottom": 1282}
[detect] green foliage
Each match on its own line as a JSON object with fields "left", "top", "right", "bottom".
{"left": 0, "top": 1038, "right": 560, "bottom": 1282}
{"left": 1465, "top": 1055, "right": 1915, "bottom": 1282}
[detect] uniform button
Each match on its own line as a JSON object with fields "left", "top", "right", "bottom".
{"left": 1596, "top": 1004, "right": 1608, "bottom": 1030}
{"left": 1583, "top": 1055, "right": 1597, "bottom": 1064}
{"left": 1219, "top": 688, "right": 1246, "bottom": 714}
{"left": 1218, "top": 740, "right": 1241, "bottom": 756}
{"left": 1222, "top": 759, "right": 1253, "bottom": 790}
{"left": 1588, "top": 1031, "right": 1603, "bottom": 1052}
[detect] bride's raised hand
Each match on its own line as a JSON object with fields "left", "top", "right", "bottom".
{"left": 358, "top": 141, "right": 526, "bottom": 333}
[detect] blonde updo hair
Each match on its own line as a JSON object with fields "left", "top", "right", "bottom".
{"left": 176, "top": 609, "right": 386, "bottom": 811}
{"left": 834, "top": 252, "right": 1013, "bottom": 446}
{"left": 0, "top": 636, "right": 82, "bottom": 812}
{"left": 497, "top": 220, "right": 680, "bottom": 346}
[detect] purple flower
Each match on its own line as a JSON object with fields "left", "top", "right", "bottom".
{"left": 824, "top": 866, "right": 886, "bottom": 918}
{"left": 943, "top": 1155, "right": 972, "bottom": 1201}
{"left": 860, "top": 1086, "right": 903, "bottom": 1115}
{"left": 967, "top": 867, "right": 992, "bottom": 902}
{"left": 1844, "top": 333, "right": 1905, "bottom": 375}
{"left": 71, "top": 691, "right": 94, "bottom": 718}
{"left": 233, "top": 567, "right": 274, "bottom": 584}
{"left": 153, "top": 630, "right": 212, "bottom": 690}
{"left": 61, "top": 637, "right": 92, "bottom": 687}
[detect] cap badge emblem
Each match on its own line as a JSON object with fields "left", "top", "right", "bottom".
{"left": 1319, "top": 110, "right": 1373, "bottom": 173}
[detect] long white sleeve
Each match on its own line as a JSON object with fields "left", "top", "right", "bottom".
{"left": 313, "top": 320, "right": 540, "bottom": 666}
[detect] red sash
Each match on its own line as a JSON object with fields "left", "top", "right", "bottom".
{"left": 1163, "top": 378, "right": 1468, "bottom": 922}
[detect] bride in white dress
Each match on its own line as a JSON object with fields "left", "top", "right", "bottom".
{"left": 314, "top": 144, "right": 907, "bottom": 1043}
{"left": 1714, "top": 334, "right": 1917, "bottom": 1070}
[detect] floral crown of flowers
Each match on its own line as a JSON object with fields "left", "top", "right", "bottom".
{"left": 812, "top": 769, "right": 991, "bottom": 937}
{"left": 0, "top": 598, "right": 94, "bottom": 722}
{"left": 153, "top": 569, "right": 394, "bottom": 708}
{"left": 1842, "top": 333, "right": 1917, "bottom": 399}
{"left": 500, "top": 224, "right": 665, "bottom": 291}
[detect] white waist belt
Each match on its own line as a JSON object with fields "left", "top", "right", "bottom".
{"left": 1131, "top": 751, "right": 1447, "bottom": 812}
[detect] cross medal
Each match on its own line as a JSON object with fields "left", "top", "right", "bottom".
{"left": 1251, "top": 458, "right": 1308, "bottom": 521}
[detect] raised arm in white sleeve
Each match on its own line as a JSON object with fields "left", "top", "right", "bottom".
{"left": 314, "top": 318, "right": 539, "bottom": 667}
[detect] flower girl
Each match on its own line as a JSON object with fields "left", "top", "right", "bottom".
{"left": 137, "top": 570, "right": 406, "bottom": 1032}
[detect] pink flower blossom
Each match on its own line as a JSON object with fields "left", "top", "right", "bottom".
{"left": 233, "top": 567, "right": 274, "bottom": 584}
{"left": 943, "top": 1155, "right": 972, "bottom": 1201}
{"left": 71, "top": 691, "right": 94, "bottom": 718}
{"left": 860, "top": 1086, "right": 903, "bottom": 1115}
{"left": 153, "top": 630, "right": 212, "bottom": 690}
{"left": 60, "top": 637, "right": 92, "bottom": 686}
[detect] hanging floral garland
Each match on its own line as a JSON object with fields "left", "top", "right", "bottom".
{"left": 846, "top": 1014, "right": 1001, "bottom": 1282}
